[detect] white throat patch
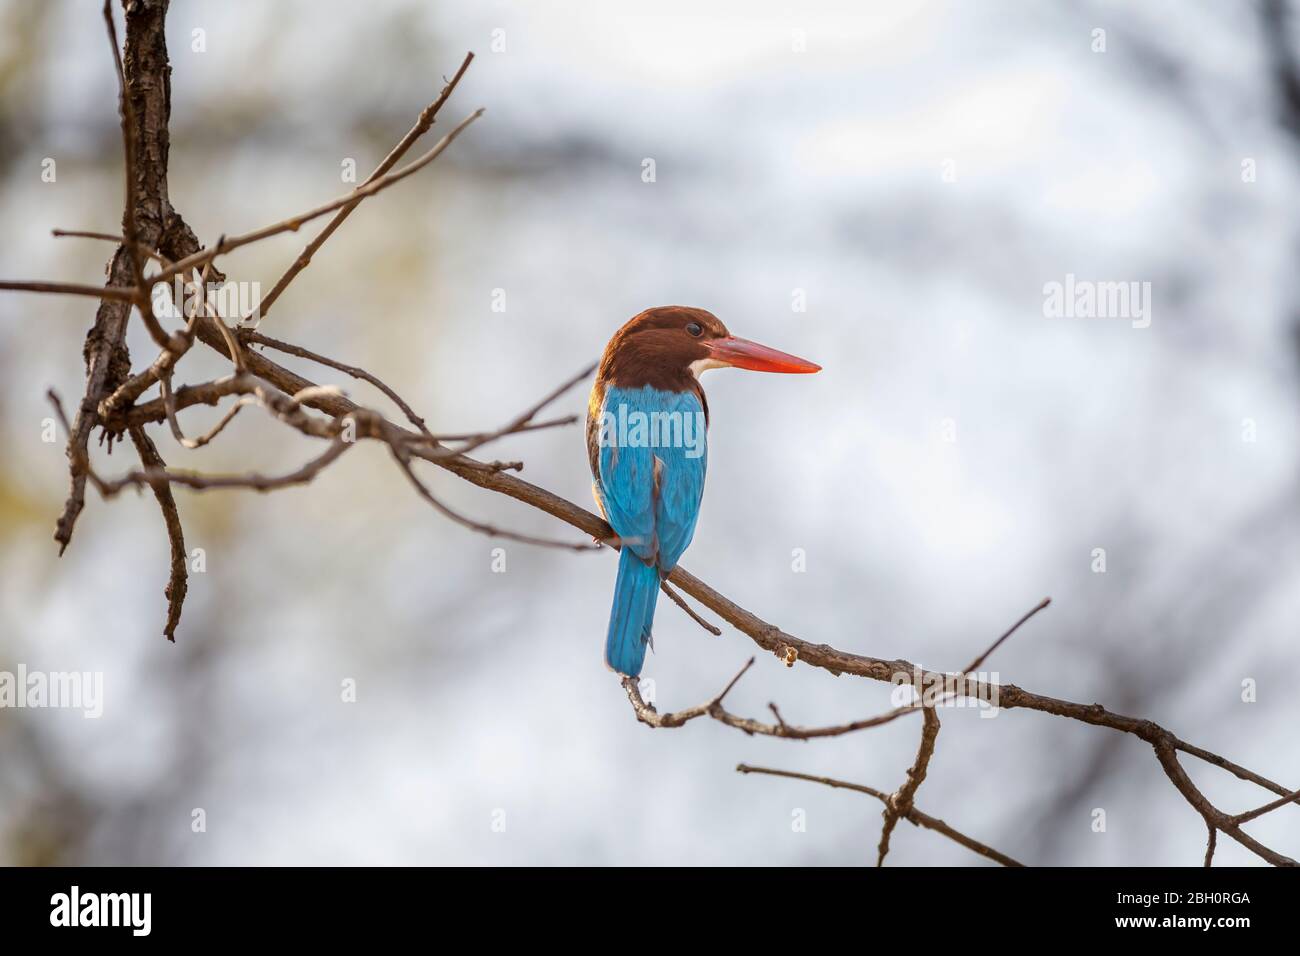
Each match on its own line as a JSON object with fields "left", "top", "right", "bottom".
{"left": 689, "top": 357, "right": 726, "bottom": 378}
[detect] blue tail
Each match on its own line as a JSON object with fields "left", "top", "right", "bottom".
{"left": 605, "top": 548, "right": 660, "bottom": 677}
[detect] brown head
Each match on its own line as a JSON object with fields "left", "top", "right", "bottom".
{"left": 596, "top": 305, "right": 820, "bottom": 394}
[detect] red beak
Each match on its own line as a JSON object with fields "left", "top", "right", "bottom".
{"left": 707, "top": 336, "right": 821, "bottom": 374}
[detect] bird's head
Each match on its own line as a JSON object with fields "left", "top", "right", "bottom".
{"left": 599, "top": 306, "right": 820, "bottom": 389}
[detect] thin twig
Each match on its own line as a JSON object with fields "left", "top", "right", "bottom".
{"left": 52, "top": 229, "right": 165, "bottom": 266}
{"left": 1151, "top": 738, "right": 1296, "bottom": 867}
{"left": 436, "top": 361, "right": 596, "bottom": 460}
{"left": 1230, "top": 786, "right": 1300, "bottom": 826}
{"left": 127, "top": 425, "right": 187, "bottom": 642}
{"left": 245, "top": 331, "right": 435, "bottom": 437}
{"left": 149, "top": 110, "right": 485, "bottom": 286}
{"left": 622, "top": 658, "right": 922, "bottom": 739}
{"left": 960, "top": 597, "right": 1051, "bottom": 674}
{"left": 255, "top": 52, "right": 476, "bottom": 319}
{"left": 386, "top": 437, "right": 597, "bottom": 552}
{"left": 877, "top": 706, "right": 941, "bottom": 866}
{"left": 101, "top": 0, "right": 144, "bottom": 297}
{"left": 0, "top": 280, "right": 137, "bottom": 302}
{"left": 660, "top": 578, "right": 722, "bottom": 636}
{"left": 736, "top": 763, "right": 1023, "bottom": 867}
{"left": 51, "top": 0, "right": 177, "bottom": 555}
{"left": 620, "top": 657, "right": 757, "bottom": 729}
{"left": 49, "top": 389, "right": 354, "bottom": 496}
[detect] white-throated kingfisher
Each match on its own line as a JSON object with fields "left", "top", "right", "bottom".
{"left": 587, "top": 306, "right": 820, "bottom": 677}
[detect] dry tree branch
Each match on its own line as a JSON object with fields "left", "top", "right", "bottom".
{"left": 961, "top": 596, "right": 1052, "bottom": 674}
{"left": 48, "top": 390, "right": 356, "bottom": 497}
{"left": 158, "top": 376, "right": 253, "bottom": 450}
{"left": 53, "top": 346, "right": 601, "bottom": 555}
{"left": 126, "top": 424, "right": 187, "bottom": 641}
{"left": 620, "top": 657, "right": 756, "bottom": 729}
{"left": 242, "top": 331, "right": 436, "bottom": 437}
{"left": 148, "top": 109, "right": 485, "bottom": 287}
{"left": 52, "top": 229, "right": 166, "bottom": 266}
{"left": 254, "top": 52, "right": 477, "bottom": 320}
{"left": 866, "top": 596, "right": 1048, "bottom": 865}
{"left": 1151, "top": 739, "right": 1295, "bottom": 867}
{"left": 736, "top": 764, "right": 1024, "bottom": 867}
{"left": 384, "top": 433, "right": 598, "bottom": 553}
{"left": 621, "top": 656, "right": 922, "bottom": 739}
{"left": 112, "top": 375, "right": 251, "bottom": 430}
{"left": 658, "top": 579, "right": 722, "bottom": 636}
{"left": 97, "top": 253, "right": 216, "bottom": 418}
{"left": 430, "top": 361, "right": 596, "bottom": 460}
{"left": 623, "top": 594, "right": 1043, "bottom": 863}
{"left": 876, "top": 706, "right": 941, "bottom": 866}
{"left": 100, "top": 0, "right": 184, "bottom": 357}
{"left": 0, "top": 280, "right": 139, "bottom": 302}
{"left": 101, "top": 0, "right": 144, "bottom": 297}
{"left": 48, "top": 0, "right": 179, "bottom": 556}
{"left": 1230, "top": 786, "right": 1300, "bottom": 826}
{"left": 427, "top": 416, "right": 578, "bottom": 442}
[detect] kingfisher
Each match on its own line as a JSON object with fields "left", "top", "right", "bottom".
{"left": 587, "top": 306, "right": 820, "bottom": 677}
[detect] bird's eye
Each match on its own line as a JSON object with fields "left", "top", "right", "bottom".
{"left": 686, "top": 322, "right": 703, "bottom": 337}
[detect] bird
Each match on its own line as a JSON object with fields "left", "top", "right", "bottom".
{"left": 586, "top": 306, "right": 820, "bottom": 677}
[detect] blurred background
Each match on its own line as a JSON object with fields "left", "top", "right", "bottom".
{"left": 0, "top": 0, "right": 1297, "bottom": 866}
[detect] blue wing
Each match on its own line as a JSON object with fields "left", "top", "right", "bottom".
{"left": 594, "top": 385, "right": 707, "bottom": 572}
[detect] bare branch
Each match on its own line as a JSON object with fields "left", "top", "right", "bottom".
{"left": 960, "top": 596, "right": 1051, "bottom": 674}
{"left": 100, "top": 0, "right": 183, "bottom": 356}
{"left": 159, "top": 375, "right": 254, "bottom": 449}
{"left": 433, "top": 361, "right": 596, "bottom": 460}
{"left": 659, "top": 578, "right": 722, "bottom": 636}
{"left": 49, "top": 387, "right": 353, "bottom": 496}
{"left": 877, "top": 706, "right": 941, "bottom": 866}
{"left": 736, "top": 763, "right": 1023, "bottom": 867}
{"left": 244, "top": 331, "right": 435, "bottom": 437}
{"left": 149, "top": 110, "right": 485, "bottom": 286}
{"left": 101, "top": 0, "right": 144, "bottom": 294}
{"left": 385, "top": 438, "right": 596, "bottom": 552}
{"left": 127, "top": 424, "right": 187, "bottom": 642}
{"left": 1231, "top": 786, "right": 1300, "bottom": 826}
{"left": 1151, "top": 738, "right": 1296, "bottom": 867}
{"left": 50, "top": 0, "right": 180, "bottom": 555}
{"left": 622, "top": 658, "right": 922, "bottom": 739}
{"left": 0, "top": 280, "right": 137, "bottom": 302}
{"left": 255, "top": 51, "right": 476, "bottom": 319}
{"left": 621, "top": 658, "right": 756, "bottom": 729}
{"left": 52, "top": 229, "right": 166, "bottom": 266}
